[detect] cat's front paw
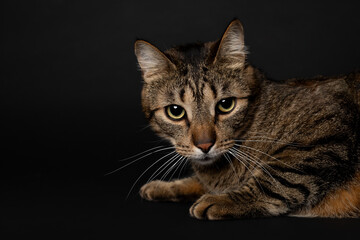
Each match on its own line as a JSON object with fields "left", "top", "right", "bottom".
{"left": 139, "top": 180, "right": 176, "bottom": 202}
{"left": 189, "top": 194, "right": 237, "bottom": 220}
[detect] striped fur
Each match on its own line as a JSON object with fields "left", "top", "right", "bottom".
{"left": 135, "top": 19, "right": 360, "bottom": 219}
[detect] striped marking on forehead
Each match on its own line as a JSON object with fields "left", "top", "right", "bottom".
{"left": 179, "top": 88, "right": 186, "bottom": 102}
{"left": 178, "top": 79, "right": 218, "bottom": 104}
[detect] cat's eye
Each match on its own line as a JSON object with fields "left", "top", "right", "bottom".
{"left": 166, "top": 105, "right": 186, "bottom": 120}
{"left": 216, "top": 98, "right": 236, "bottom": 114}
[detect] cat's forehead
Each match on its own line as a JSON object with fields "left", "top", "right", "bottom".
{"left": 144, "top": 42, "right": 251, "bottom": 111}
{"left": 158, "top": 64, "right": 244, "bottom": 105}
{"left": 159, "top": 73, "right": 215, "bottom": 105}
{"left": 163, "top": 71, "right": 238, "bottom": 108}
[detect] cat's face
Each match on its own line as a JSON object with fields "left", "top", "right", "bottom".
{"left": 135, "top": 20, "right": 255, "bottom": 165}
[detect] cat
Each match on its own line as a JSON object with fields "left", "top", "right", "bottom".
{"left": 134, "top": 19, "right": 360, "bottom": 219}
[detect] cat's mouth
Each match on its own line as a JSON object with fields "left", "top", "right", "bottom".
{"left": 197, "top": 156, "right": 213, "bottom": 164}
{"left": 176, "top": 144, "right": 229, "bottom": 165}
{"left": 188, "top": 152, "right": 223, "bottom": 165}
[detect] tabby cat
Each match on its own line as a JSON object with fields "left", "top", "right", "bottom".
{"left": 134, "top": 19, "right": 360, "bottom": 219}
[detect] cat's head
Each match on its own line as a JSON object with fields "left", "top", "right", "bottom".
{"left": 134, "top": 19, "right": 258, "bottom": 165}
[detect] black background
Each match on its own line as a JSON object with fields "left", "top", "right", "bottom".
{"left": 2, "top": 0, "right": 360, "bottom": 239}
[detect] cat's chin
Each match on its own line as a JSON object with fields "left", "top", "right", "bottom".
{"left": 189, "top": 155, "right": 221, "bottom": 166}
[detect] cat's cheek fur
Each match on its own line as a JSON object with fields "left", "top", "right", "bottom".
{"left": 150, "top": 111, "right": 188, "bottom": 141}
{"left": 217, "top": 111, "right": 248, "bottom": 138}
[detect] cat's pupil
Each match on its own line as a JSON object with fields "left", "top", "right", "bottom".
{"left": 170, "top": 105, "right": 182, "bottom": 115}
{"left": 220, "top": 99, "right": 232, "bottom": 108}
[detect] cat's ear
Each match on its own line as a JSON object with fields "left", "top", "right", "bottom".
{"left": 213, "top": 19, "right": 246, "bottom": 69}
{"left": 134, "top": 40, "right": 176, "bottom": 82}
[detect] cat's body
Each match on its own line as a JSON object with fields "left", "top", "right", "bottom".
{"left": 134, "top": 19, "right": 360, "bottom": 219}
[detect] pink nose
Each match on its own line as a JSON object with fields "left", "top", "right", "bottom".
{"left": 196, "top": 142, "right": 214, "bottom": 153}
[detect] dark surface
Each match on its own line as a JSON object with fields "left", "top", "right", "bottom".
{"left": 2, "top": 0, "right": 360, "bottom": 238}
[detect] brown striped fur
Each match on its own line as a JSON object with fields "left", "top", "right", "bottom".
{"left": 295, "top": 172, "right": 360, "bottom": 218}
{"left": 134, "top": 19, "right": 360, "bottom": 219}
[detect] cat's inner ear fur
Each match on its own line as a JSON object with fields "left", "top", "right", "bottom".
{"left": 134, "top": 40, "right": 176, "bottom": 82}
{"left": 213, "top": 19, "right": 246, "bottom": 69}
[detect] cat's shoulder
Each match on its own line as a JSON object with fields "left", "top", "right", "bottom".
{"left": 283, "top": 71, "right": 359, "bottom": 88}
{"left": 263, "top": 73, "right": 359, "bottom": 98}
{"left": 277, "top": 72, "right": 360, "bottom": 108}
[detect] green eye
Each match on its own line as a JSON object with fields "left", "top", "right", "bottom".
{"left": 217, "top": 98, "right": 236, "bottom": 113}
{"left": 166, "top": 105, "right": 186, "bottom": 120}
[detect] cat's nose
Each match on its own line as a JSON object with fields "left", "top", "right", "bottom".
{"left": 196, "top": 142, "right": 214, "bottom": 153}
{"left": 192, "top": 124, "right": 216, "bottom": 154}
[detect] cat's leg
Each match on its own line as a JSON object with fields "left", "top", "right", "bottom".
{"left": 140, "top": 177, "right": 206, "bottom": 202}
{"left": 189, "top": 178, "right": 289, "bottom": 220}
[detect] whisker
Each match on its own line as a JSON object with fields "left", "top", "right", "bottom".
{"left": 231, "top": 147, "right": 280, "bottom": 188}
{"left": 160, "top": 156, "right": 184, "bottom": 182}
{"left": 169, "top": 156, "right": 187, "bottom": 181}
{"left": 234, "top": 139, "right": 301, "bottom": 147}
{"left": 232, "top": 148, "right": 271, "bottom": 174}
{"left": 125, "top": 151, "right": 177, "bottom": 199}
{"left": 137, "top": 124, "right": 152, "bottom": 132}
{"left": 146, "top": 153, "right": 181, "bottom": 184}
{"left": 234, "top": 144, "right": 304, "bottom": 173}
{"left": 105, "top": 146, "right": 175, "bottom": 176}
{"left": 228, "top": 149, "right": 265, "bottom": 194}
{"left": 118, "top": 145, "right": 170, "bottom": 162}
{"left": 242, "top": 131, "right": 295, "bottom": 142}
{"left": 223, "top": 153, "right": 240, "bottom": 179}
{"left": 232, "top": 146, "right": 295, "bottom": 200}
{"left": 232, "top": 147, "right": 274, "bottom": 172}
{"left": 177, "top": 157, "right": 189, "bottom": 179}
